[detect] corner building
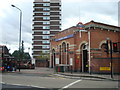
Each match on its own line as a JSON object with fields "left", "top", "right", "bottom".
{"left": 32, "top": 0, "right": 61, "bottom": 65}
{"left": 50, "top": 21, "right": 120, "bottom": 74}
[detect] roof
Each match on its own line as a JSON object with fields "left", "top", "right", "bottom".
{"left": 51, "top": 20, "right": 120, "bottom": 39}
{"left": 84, "top": 20, "right": 120, "bottom": 32}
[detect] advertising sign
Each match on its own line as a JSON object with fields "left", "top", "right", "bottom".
{"left": 100, "top": 67, "right": 111, "bottom": 71}
{"left": 70, "top": 58, "right": 73, "bottom": 66}
{"left": 55, "top": 58, "right": 59, "bottom": 64}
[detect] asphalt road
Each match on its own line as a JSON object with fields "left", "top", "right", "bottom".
{"left": 1, "top": 72, "right": 119, "bottom": 90}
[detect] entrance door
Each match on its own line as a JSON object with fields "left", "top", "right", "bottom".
{"left": 83, "top": 50, "right": 88, "bottom": 72}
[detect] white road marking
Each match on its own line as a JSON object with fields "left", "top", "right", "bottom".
{"left": 60, "top": 79, "right": 82, "bottom": 90}
{"left": 1, "top": 82, "right": 46, "bottom": 88}
{"left": 1, "top": 82, "right": 5, "bottom": 84}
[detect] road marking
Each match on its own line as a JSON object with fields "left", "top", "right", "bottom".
{"left": 60, "top": 79, "right": 82, "bottom": 90}
{"left": 1, "top": 82, "right": 5, "bottom": 84}
{"left": 1, "top": 82, "right": 46, "bottom": 88}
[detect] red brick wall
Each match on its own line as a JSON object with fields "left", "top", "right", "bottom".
{"left": 50, "top": 24, "right": 120, "bottom": 73}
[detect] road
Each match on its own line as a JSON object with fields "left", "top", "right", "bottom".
{"left": 1, "top": 73, "right": 119, "bottom": 90}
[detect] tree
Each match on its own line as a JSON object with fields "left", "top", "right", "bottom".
{"left": 12, "top": 41, "right": 31, "bottom": 61}
{"left": 12, "top": 50, "right": 19, "bottom": 60}
{"left": 12, "top": 50, "right": 31, "bottom": 61}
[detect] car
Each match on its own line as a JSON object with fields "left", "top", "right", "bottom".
{"left": 0, "top": 63, "right": 5, "bottom": 72}
{"left": 0, "top": 66, "right": 5, "bottom": 71}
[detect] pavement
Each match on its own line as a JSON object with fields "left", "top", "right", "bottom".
{"left": 56, "top": 72, "right": 120, "bottom": 81}
{"left": 5, "top": 67, "right": 120, "bottom": 81}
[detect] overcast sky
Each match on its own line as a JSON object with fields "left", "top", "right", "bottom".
{"left": 0, "top": 0, "right": 119, "bottom": 57}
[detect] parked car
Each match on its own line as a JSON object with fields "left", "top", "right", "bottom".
{"left": 0, "top": 66, "right": 5, "bottom": 71}
{"left": 0, "top": 63, "right": 5, "bottom": 72}
{"left": 17, "top": 61, "right": 35, "bottom": 69}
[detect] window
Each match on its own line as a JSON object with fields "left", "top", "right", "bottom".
{"left": 62, "top": 42, "right": 66, "bottom": 52}
{"left": 43, "top": 17, "right": 50, "bottom": 20}
{"left": 42, "top": 45, "right": 50, "bottom": 49}
{"left": 43, "top": 26, "right": 50, "bottom": 29}
{"left": 43, "top": 31, "right": 50, "bottom": 34}
{"left": 42, "top": 40, "right": 50, "bottom": 44}
{"left": 43, "top": 3, "right": 50, "bottom": 6}
{"left": 42, "top": 36, "right": 49, "bottom": 39}
{"left": 43, "top": 21, "right": 50, "bottom": 24}
{"left": 43, "top": 8, "right": 50, "bottom": 11}
{"left": 43, "top": 12, "right": 50, "bottom": 15}
{"left": 42, "top": 50, "right": 49, "bottom": 53}
{"left": 43, "top": 0, "right": 50, "bottom": 2}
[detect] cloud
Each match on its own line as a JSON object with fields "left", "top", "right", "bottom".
{"left": 0, "top": 0, "right": 33, "bottom": 55}
{"left": 61, "top": 1, "right": 118, "bottom": 30}
{"left": 62, "top": 0, "right": 120, "bottom": 2}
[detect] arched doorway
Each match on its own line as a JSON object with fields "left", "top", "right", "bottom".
{"left": 82, "top": 44, "right": 88, "bottom": 72}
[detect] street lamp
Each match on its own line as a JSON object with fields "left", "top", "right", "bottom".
{"left": 11, "top": 5, "right": 22, "bottom": 72}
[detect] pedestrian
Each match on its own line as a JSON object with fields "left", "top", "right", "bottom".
{"left": 11, "top": 61, "right": 16, "bottom": 72}
{"left": 7, "top": 65, "right": 10, "bottom": 72}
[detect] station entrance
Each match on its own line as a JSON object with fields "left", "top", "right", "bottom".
{"left": 82, "top": 44, "right": 88, "bottom": 72}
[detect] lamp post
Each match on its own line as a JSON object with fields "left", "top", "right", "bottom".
{"left": 11, "top": 5, "right": 22, "bottom": 72}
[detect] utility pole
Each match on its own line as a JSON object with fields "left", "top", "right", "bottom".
{"left": 106, "top": 38, "right": 113, "bottom": 78}
{"left": 110, "top": 40, "right": 113, "bottom": 78}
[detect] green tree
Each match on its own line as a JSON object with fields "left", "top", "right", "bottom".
{"left": 12, "top": 50, "right": 19, "bottom": 60}
{"left": 12, "top": 50, "right": 31, "bottom": 61}
{"left": 12, "top": 41, "right": 31, "bottom": 61}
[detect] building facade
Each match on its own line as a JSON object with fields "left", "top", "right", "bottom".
{"left": 32, "top": 0, "right": 61, "bottom": 63}
{"left": 50, "top": 21, "right": 120, "bottom": 74}
{"left": 0, "top": 45, "right": 10, "bottom": 60}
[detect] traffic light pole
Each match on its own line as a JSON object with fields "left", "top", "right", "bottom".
{"left": 110, "top": 40, "right": 113, "bottom": 78}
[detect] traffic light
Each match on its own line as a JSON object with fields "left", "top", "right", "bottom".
{"left": 113, "top": 43, "right": 118, "bottom": 52}
{"left": 104, "top": 40, "right": 109, "bottom": 54}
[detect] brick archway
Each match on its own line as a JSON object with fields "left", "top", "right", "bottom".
{"left": 80, "top": 43, "right": 89, "bottom": 72}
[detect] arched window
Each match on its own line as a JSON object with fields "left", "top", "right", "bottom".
{"left": 62, "top": 42, "right": 66, "bottom": 52}
{"left": 101, "top": 43, "right": 107, "bottom": 52}
{"left": 67, "top": 44, "right": 69, "bottom": 52}
{"left": 67, "top": 43, "right": 69, "bottom": 64}
{"left": 59, "top": 45, "right": 61, "bottom": 64}
{"left": 82, "top": 44, "right": 88, "bottom": 50}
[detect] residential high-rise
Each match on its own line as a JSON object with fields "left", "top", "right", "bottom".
{"left": 32, "top": 0, "right": 61, "bottom": 61}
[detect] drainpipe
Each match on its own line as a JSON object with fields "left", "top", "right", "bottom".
{"left": 88, "top": 31, "right": 91, "bottom": 74}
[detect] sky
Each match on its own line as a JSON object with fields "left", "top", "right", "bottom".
{"left": 0, "top": 0, "right": 119, "bottom": 57}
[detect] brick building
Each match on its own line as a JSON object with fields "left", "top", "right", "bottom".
{"left": 32, "top": 0, "right": 61, "bottom": 67}
{"left": 0, "top": 45, "right": 10, "bottom": 61}
{"left": 50, "top": 20, "right": 120, "bottom": 74}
